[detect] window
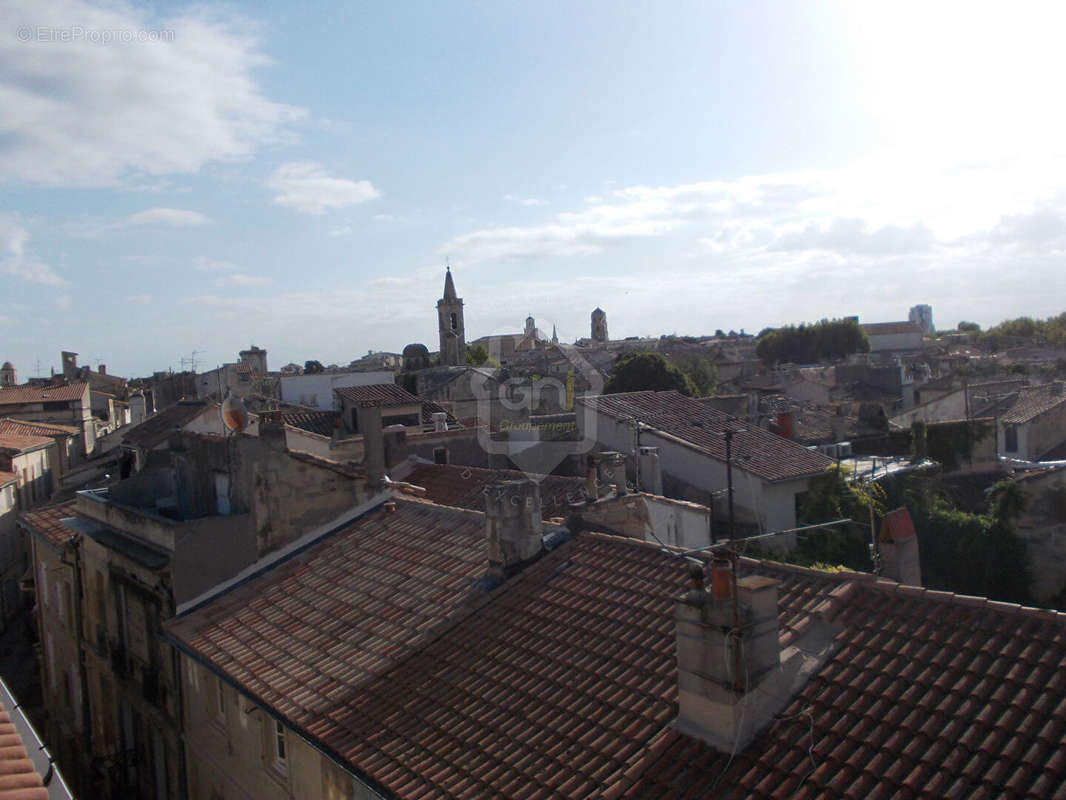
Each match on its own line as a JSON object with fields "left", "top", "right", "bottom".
{"left": 1005, "top": 425, "right": 1018, "bottom": 453}
{"left": 450, "top": 312, "right": 458, "bottom": 331}
{"left": 272, "top": 719, "right": 287, "bottom": 772}
{"left": 433, "top": 447, "right": 448, "bottom": 465}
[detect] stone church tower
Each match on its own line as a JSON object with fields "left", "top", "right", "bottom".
{"left": 0, "top": 361, "right": 15, "bottom": 387}
{"left": 437, "top": 267, "right": 466, "bottom": 366}
{"left": 591, "top": 308, "right": 608, "bottom": 342}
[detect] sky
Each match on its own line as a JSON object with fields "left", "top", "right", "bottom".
{"left": 3, "top": 0, "right": 1066, "bottom": 378}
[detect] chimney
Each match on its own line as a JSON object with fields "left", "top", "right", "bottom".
{"left": 359, "top": 405, "right": 385, "bottom": 487}
{"left": 484, "top": 479, "right": 543, "bottom": 578}
{"left": 98, "top": 364, "right": 106, "bottom": 375}
{"left": 258, "top": 412, "right": 287, "bottom": 453}
{"left": 675, "top": 564, "right": 787, "bottom": 752}
{"left": 383, "top": 424, "right": 408, "bottom": 470}
{"left": 432, "top": 411, "right": 449, "bottom": 432}
{"left": 879, "top": 507, "right": 922, "bottom": 586}
{"left": 596, "top": 451, "right": 627, "bottom": 495}
{"left": 638, "top": 446, "right": 663, "bottom": 495}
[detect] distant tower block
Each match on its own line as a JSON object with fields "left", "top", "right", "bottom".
{"left": 591, "top": 308, "right": 608, "bottom": 342}
{"left": 909, "top": 304, "right": 934, "bottom": 335}
{"left": 437, "top": 267, "right": 466, "bottom": 366}
{"left": 0, "top": 361, "right": 15, "bottom": 387}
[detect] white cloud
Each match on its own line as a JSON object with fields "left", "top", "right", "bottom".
{"left": 213, "top": 273, "right": 271, "bottom": 287}
{"left": 192, "top": 256, "right": 238, "bottom": 272}
{"left": 0, "top": 216, "right": 67, "bottom": 286}
{"left": 125, "top": 208, "right": 211, "bottom": 227}
{"left": 504, "top": 194, "right": 546, "bottom": 207}
{"left": 266, "top": 161, "right": 379, "bottom": 215}
{"left": 0, "top": 0, "right": 304, "bottom": 186}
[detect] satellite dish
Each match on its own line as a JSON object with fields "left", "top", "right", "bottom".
{"left": 221, "top": 393, "right": 249, "bottom": 432}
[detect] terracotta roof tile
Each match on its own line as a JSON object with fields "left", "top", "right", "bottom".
{"left": 335, "top": 383, "right": 422, "bottom": 407}
{"left": 0, "top": 382, "right": 88, "bottom": 405}
{"left": 1001, "top": 383, "right": 1066, "bottom": 424}
{"left": 403, "top": 463, "right": 585, "bottom": 519}
{"left": 578, "top": 391, "right": 833, "bottom": 482}
{"left": 0, "top": 473, "right": 14, "bottom": 488}
{"left": 121, "top": 400, "right": 213, "bottom": 449}
{"left": 0, "top": 434, "right": 53, "bottom": 454}
{"left": 0, "top": 418, "right": 79, "bottom": 437}
{"left": 19, "top": 502, "right": 78, "bottom": 548}
{"left": 166, "top": 500, "right": 1066, "bottom": 799}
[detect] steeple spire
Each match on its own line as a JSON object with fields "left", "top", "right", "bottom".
{"left": 443, "top": 266, "right": 458, "bottom": 302}
{"left": 551, "top": 324, "right": 558, "bottom": 344}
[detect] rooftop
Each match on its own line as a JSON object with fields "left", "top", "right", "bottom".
{"left": 0, "top": 418, "right": 80, "bottom": 437}
{"left": 0, "top": 382, "right": 88, "bottom": 405}
{"left": 579, "top": 390, "right": 833, "bottom": 482}
{"left": 121, "top": 399, "right": 214, "bottom": 449}
{"left": 0, "top": 433, "right": 54, "bottom": 455}
{"left": 860, "top": 321, "right": 924, "bottom": 336}
{"left": 335, "top": 383, "right": 422, "bottom": 407}
{"left": 166, "top": 500, "right": 1066, "bottom": 798}
{"left": 402, "top": 463, "right": 586, "bottom": 519}
{"left": 1001, "top": 383, "right": 1066, "bottom": 425}
{"left": 19, "top": 502, "right": 78, "bottom": 548}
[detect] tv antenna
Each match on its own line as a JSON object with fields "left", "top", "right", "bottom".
{"left": 180, "top": 350, "right": 204, "bottom": 373}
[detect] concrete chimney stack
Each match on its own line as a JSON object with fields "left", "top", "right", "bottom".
{"left": 638, "top": 446, "right": 663, "bottom": 495}
{"left": 675, "top": 565, "right": 787, "bottom": 752}
{"left": 359, "top": 405, "right": 386, "bottom": 487}
{"left": 484, "top": 479, "right": 543, "bottom": 578}
{"left": 383, "top": 424, "right": 408, "bottom": 470}
{"left": 879, "top": 507, "right": 922, "bottom": 586}
{"left": 596, "top": 451, "right": 627, "bottom": 495}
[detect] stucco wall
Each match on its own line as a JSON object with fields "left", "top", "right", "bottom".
{"left": 579, "top": 408, "right": 808, "bottom": 535}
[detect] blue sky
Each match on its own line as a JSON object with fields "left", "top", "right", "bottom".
{"left": 3, "top": 1, "right": 1066, "bottom": 377}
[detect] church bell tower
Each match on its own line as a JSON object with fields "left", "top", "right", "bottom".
{"left": 437, "top": 267, "right": 466, "bottom": 366}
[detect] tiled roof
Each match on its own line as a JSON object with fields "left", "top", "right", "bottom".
{"left": 614, "top": 579, "right": 1066, "bottom": 799}
{"left": 165, "top": 511, "right": 861, "bottom": 799}
{"left": 1001, "top": 383, "right": 1066, "bottom": 424}
{"left": 169, "top": 504, "right": 1066, "bottom": 799}
{"left": 0, "top": 433, "right": 54, "bottom": 454}
{"left": 0, "top": 698, "right": 50, "bottom": 799}
{"left": 579, "top": 391, "right": 833, "bottom": 482}
{"left": 860, "top": 322, "right": 924, "bottom": 336}
{"left": 122, "top": 400, "right": 212, "bottom": 449}
{"left": 403, "top": 463, "right": 586, "bottom": 518}
{"left": 20, "top": 502, "right": 78, "bottom": 548}
{"left": 335, "top": 383, "right": 421, "bottom": 407}
{"left": 167, "top": 500, "right": 494, "bottom": 714}
{"left": 0, "top": 382, "right": 88, "bottom": 405}
{"left": 282, "top": 409, "right": 339, "bottom": 437}
{"left": 0, "top": 418, "right": 80, "bottom": 437}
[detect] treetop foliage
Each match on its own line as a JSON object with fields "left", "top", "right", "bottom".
{"left": 755, "top": 318, "right": 870, "bottom": 365}
{"left": 604, "top": 351, "right": 696, "bottom": 396}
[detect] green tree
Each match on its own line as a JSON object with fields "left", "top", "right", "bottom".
{"left": 957, "top": 321, "right": 981, "bottom": 332}
{"left": 755, "top": 318, "right": 870, "bottom": 365}
{"left": 604, "top": 351, "right": 696, "bottom": 396}
{"left": 679, "top": 355, "right": 718, "bottom": 396}
{"left": 465, "top": 343, "right": 489, "bottom": 366}
{"left": 303, "top": 360, "right": 324, "bottom": 374}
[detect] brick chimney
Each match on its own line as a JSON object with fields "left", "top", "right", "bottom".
{"left": 879, "top": 507, "right": 922, "bottom": 586}
{"left": 675, "top": 563, "right": 790, "bottom": 752}
{"left": 484, "top": 479, "right": 543, "bottom": 578}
